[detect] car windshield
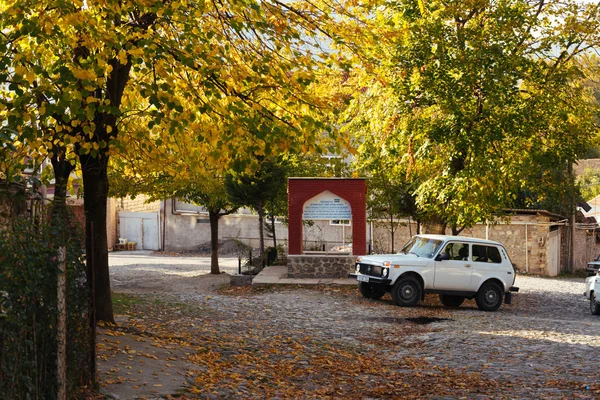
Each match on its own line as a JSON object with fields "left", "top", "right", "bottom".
{"left": 400, "top": 237, "right": 443, "bottom": 259}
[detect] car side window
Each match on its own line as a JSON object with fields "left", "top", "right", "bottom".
{"left": 440, "top": 243, "right": 469, "bottom": 261}
{"left": 472, "top": 245, "right": 502, "bottom": 264}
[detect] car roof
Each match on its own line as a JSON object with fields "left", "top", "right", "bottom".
{"left": 415, "top": 234, "right": 504, "bottom": 247}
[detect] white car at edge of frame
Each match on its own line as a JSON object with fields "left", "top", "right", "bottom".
{"left": 584, "top": 272, "right": 600, "bottom": 315}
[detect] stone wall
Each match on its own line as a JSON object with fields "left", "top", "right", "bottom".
{"left": 370, "top": 220, "right": 418, "bottom": 253}
{"left": 159, "top": 196, "right": 580, "bottom": 276}
{"left": 574, "top": 227, "right": 600, "bottom": 270}
{"left": 287, "top": 255, "right": 355, "bottom": 278}
{"left": 369, "top": 213, "right": 570, "bottom": 276}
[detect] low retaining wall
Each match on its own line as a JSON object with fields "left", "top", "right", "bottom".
{"left": 287, "top": 254, "right": 356, "bottom": 278}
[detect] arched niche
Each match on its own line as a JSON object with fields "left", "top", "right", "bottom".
{"left": 288, "top": 178, "right": 366, "bottom": 255}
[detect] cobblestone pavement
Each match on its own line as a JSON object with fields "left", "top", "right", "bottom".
{"left": 190, "top": 276, "right": 600, "bottom": 398}
{"left": 109, "top": 256, "right": 600, "bottom": 399}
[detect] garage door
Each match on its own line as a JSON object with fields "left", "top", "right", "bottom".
{"left": 118, "top": 212, "right": 160, "bottom": 250}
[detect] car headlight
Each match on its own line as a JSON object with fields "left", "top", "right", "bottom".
{"left": 382, "top": 267, "right": 389, "bottom": 278}
{"left": 356, "top": 264, "right": 361, "bottom": 273}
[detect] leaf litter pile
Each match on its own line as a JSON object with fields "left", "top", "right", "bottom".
{"left": 97, "top": 286, "right": 600, "bottom": 399}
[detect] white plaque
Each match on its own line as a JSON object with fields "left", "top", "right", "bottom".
{"left": 303, "top": 191, "right": 352, "bottom": 220}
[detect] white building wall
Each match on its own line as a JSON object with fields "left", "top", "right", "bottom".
{"left": 162, "top": 199, "right": 358, "bottom": 252}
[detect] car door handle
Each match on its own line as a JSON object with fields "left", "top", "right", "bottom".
{"left": 465, "top": 264, "right": 472, "bottom": 268}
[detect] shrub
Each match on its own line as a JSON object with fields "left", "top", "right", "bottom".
{"left": 0, "top": 213, "right": 92, "bottom": 399}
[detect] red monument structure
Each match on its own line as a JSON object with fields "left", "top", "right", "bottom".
{"left": 287, "top": 177, "right": 367, "bottom": 278}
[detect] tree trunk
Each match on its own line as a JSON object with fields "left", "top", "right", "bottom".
{"left": 257, "top": 201, "right": 265, "bottom": 269}
{"left": 390, "top": 213, "right": 395, "bottom": 253}
{"left": 209, "top": 210, "right": 220, "bottom": 274}
{"left": 451, "top": 225, "right": 465, "bottom": 236}
{"left": 50, "top": 156, "right": 74, "bottom": 225}
{"left": 56, "top": 247, "right": 67, "bottom": 400}
{"left": 80, "top": 152, "right": 114, "bottom": 323}
{"left": 270, "top": 210, "right": 277, "bottom": 249}
{"left": 423, "top": 215, "right": 446, "bottom": 234}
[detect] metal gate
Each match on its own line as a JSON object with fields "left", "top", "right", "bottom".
{"left": 118, "top": 212, "right": 160, "bottom": 250}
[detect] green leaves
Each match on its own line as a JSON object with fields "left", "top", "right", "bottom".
{"left": 339, "top": 0, "right": 600, "bottom": 230}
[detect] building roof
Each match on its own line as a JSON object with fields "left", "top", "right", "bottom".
{"left": 578, "top": 195, "right": 600, "bottom": 220}
{"left": 504, "top": 208, "right": 567, "bottom": 221}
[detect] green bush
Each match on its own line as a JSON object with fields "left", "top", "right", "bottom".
{"left": 0, "top": 213, "right": 92, "bottom": 399}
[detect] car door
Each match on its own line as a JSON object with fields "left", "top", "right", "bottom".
{"left": 470, "top": 244, "right": 504, "bottom": 291}
{"left": 433, "top": 241, "right": 473, "bottom": 290}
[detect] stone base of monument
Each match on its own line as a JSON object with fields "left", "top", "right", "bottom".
{"left": 287, "top": 254, "right": 356, "bottom": 278}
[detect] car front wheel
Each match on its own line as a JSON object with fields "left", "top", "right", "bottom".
{"left": 392, "top": 277, "right": 422, "bottom": 307}
{"left": 439, "top": 294, "right": 464, "bottom": 308}
{"left": 591, "top": 292, "right": 600, "bottom": 315}
{"left": 476, "top": 282, "right": 503, "bottom": 312}
{"left": 358, "top": 282, "right": 387, "bottom": 300}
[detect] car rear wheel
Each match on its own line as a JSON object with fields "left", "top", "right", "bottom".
{"left": 358, "top": 282, "right": 387, "bottom": 300}
{"left": 475, "top": 282, "right": 503, "bottom": 312}
{"left": 591, "top": 292, "right": 600, "bottom": 315}
{"left": 439, "top": 294, "right": 464, "bottom": 308}
{"left": 392, "top": 277, "right": 422, "bottom": 307}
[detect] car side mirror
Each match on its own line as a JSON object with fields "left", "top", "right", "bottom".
{"left": 436, "top": 253, "right": 450, "bottom": 261}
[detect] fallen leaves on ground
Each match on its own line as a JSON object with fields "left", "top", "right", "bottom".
{"left": 96, "top": 288, "right": 600, "bottom": 399}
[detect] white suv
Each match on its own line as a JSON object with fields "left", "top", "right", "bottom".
{"left": 349, "top": 234, "right": 519, "bottom": 311}
{"left": 584, "top": 272, "right": 600, "bottom": 315}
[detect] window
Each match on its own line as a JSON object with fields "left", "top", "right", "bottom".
{"left": 440, "top": 242, "right": 469, "bottom": 261}
{"left": 400, "top": 237, "right": 443, "bottom": 258}
{"left": 472, "top": 245, "right": 502, "bottom": 264}
{"left": 330, "top": 220, "right": 351, "bottom": 226}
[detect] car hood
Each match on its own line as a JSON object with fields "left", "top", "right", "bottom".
{"left": 357, "top": 253, "right": 429, "bottom": 267}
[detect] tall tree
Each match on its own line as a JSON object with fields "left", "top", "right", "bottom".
{"left": 172, "top": 176, "right": 239, "bottom": 275}
{"left": 1, "top": 0, "right": 341, "bottom": 322}
{"left": 226, "top": 158, "right": 287, "bottom": 267}
{"left": 337, "top": 0, "right": 600, "bottom": 233}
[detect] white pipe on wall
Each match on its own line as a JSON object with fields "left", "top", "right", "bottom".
{"left": 525, "top": 224, "right": 529, "bottom": 273}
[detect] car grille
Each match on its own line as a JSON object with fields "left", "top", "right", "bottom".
{"left": 357, "top": 263, "right": 386, "bottom": 277}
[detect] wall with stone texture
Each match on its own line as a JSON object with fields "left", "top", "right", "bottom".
{"left": 287, "top": 255, "right": 355, "bottom": 278}
{"left": 369, "top": 213, "right": 569, "bottom": 276}
{"left": 370, "top": 220, "right": 418, "bottom": 254}
{"left": 155, "top": 195, "right": 583, "bottom": 277}
{"left": 574, "top": 227, "right": 600, "bottom": 270}
{"left": 115, "top": 195, "right": 161, "bottom": 213}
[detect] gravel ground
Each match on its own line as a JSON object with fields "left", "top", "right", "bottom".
{"left": 108, "top": 253, "right": 600, "bottom": 399}
{"left": 109, "top": 251, "right": 238, "bottom": 294}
